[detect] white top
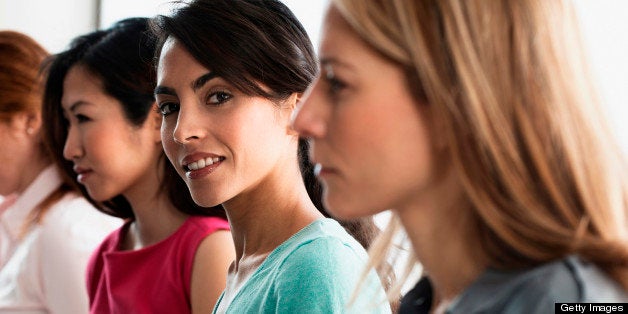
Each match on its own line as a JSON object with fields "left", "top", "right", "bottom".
{"left": 0, "top": 166, "right": 122, "bottom": 314}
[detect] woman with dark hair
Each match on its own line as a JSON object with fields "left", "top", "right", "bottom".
{"left": 152, "top": 0, "right": 390, "bottom": 312}
{"left": 42, "top": 18, "right": 234, "bottom": 314}
{"left": 0, "top": 31, "right": 120, "bottom": 314}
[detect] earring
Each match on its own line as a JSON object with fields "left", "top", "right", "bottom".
{"left": 26, "top": 127, "right": 34, "bottom": 135}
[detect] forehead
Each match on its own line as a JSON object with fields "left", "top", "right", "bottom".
{"left": 61, "top": 65, "right": 104, "bottom": 110}
{"left": 157, "top": 37, "right": 208, "bottom": 86}
{"left": 319, "top": 6, "right": 378, "bottom": 66}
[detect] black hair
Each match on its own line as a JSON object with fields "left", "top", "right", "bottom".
{"left": 42, "top": 17, "right": 225, "bottom": 219}
{"left": 150, "top": 0, "right": 377, "bottom": 248}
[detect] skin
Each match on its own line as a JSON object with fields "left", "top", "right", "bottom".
{"left": 156, "top": 37, "right": 322, "bottom": 310}
{"left": 62, "top": 65, "right": 164, "bottom": 204}
{"left": 0, "top": 112, "right": 48, "bottom": 196}
{"left": 62, "top": 64, "right": 233, "bottom": 313}
{"left": 291, "top": 5, "right": 487, "bottom": 310}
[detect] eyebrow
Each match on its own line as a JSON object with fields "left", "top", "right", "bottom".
{"left": 319, "top": 57, "right": 355, "bottom": 71}
{"left": 66, "top": 101, "right": 90, "bottom": 113}
{"left": 154, "top": 86, "right": 177, "bottom": 96}
{"left": 154, "top": 72, "right": 219, "bottom": 96}
{"left": 191, "top": 72, "right": 219, "bottom": 91}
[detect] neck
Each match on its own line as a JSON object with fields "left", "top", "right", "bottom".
{"left": 396, "top": 167, "right": 486, "bottom": 306}
{"left": 17, "top": 150, "right": 50, "bottom": 194}
{"left": 223, "top": 161, "right": 323, "bottom": 267}
{"left": 123, "top": 158, "right": 189, "bottom": 250}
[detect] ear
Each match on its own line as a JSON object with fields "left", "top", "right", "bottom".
{"left": 9, "top": 111, "right": 41, "bottom": 138}
{"left": 149, "top": 103, "right": 163, "bottom": 143}
{"left": 26, "top": 112, "right": 42, "bottom": 136}
{"left": 287, "top": 92, "right": 301, "bottom": 110}
{"left": 284, "top": 93, "right": 301, "bottom": 136}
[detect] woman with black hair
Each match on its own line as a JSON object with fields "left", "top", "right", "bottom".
{"left": 42, "top": 18, "right": 234, "bottom": 314}
{"left": 152, "top": 0, "right": 390, "bottom": 313}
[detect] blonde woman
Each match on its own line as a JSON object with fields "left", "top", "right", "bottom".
{"left": 292, "top": 0, "right": 628, "bottom": 312}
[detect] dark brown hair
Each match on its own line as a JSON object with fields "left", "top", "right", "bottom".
{"left": 42, "top": 18, "right": 225, "bottom": 220}
{"left": 151, "top": 0, "right": 378, "bottom": 248}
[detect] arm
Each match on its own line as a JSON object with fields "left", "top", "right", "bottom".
{"left": 190, "top": 230, "right": 235, "bottom": 314}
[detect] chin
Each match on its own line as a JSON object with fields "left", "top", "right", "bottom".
{"left": 85, "top": 187, "right": 111, "bottom": 203}
{"left": 190, "top": 195, "right": 221, "bottom": 208}
{"left": 323, "top": 197, "right": 368, "bottom": 220}
{"left": 323, "top": 191, "right": 373, "bottom": 220}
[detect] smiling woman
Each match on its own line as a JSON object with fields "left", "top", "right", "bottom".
{"left": 151, "top": 0, "right": 391, "bottom": 312}
{"left": 41, "top": 18, "right": 234, "bottom": 314}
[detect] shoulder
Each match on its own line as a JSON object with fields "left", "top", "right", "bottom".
{"left": 40, "top": 193, "right": 120, "bottom": 232}
{"left": 170, "top": 216, "right": 230, "bottom": 253}
{"left": 36, "top": 193, "right": 122, "bottom": 251}
{"left": 509, "top": 256, "right": 628, "bottom": 303}
{"left": 271, "top": 232, "right": 389, "bottom": 313}
{"left": 454, "top": 256, "right": 628, "bottom": 313}
{"left": 193, "top": 228, "right": 233, "bottom": 261}
{"left": 279, "top": 219, "right": 369, "bottom": 275}
{"left": 186, "top": 215, "right": 230, "bottom": 235}
{"left": 272, "top": 222, "right": 371, "bottom": 292}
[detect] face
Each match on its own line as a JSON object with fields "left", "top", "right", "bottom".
{"left": 62, "top": 65, "right": 162, "bottom": 202}
{"left": 291, "top": 6, "right": 440, "bottom": 219}
{"left": 156, "top": 38, "right": 297, "bottom": 207}
{"left": 0, "top": 115, "right": 39, "bottom": 195}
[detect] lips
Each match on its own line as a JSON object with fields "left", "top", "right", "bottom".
{"left": 73, "top": 166, "right": 92, "bottom": 184}
{"left": 312, "top": 162, "right": 337, "bottom": 177}
{"left": 183, "top": 156, "right": 225, "bottom": 171}
{"left": 181, "top": 153, "right": 225, "bottom": 179}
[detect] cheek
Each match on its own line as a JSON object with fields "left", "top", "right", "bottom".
{"left": 232, "top": 107, "right": 288, "bottom": 161}
{"left": 161, "top": 126, "right": 176, "bottom": 160}
{"left": 325, "top": 99, "right": 434, "bottom": 216}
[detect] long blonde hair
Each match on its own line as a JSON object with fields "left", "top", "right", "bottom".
{"left": 333, "top": 0, "right": 628, "bottom": 295}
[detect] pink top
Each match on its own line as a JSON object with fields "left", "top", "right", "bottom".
{"left": 87, "top": 215, "right": 230, "bottom": 314}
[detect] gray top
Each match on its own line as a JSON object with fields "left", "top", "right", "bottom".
{"left": 399, "top": 255, "right": 628, "bottom": 313}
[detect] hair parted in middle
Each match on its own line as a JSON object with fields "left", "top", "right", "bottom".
{"left": 42, "top": 17, "right": 226, "bottom": 220}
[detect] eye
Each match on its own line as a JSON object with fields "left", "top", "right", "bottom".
{"left": 323, "top": 65, "right": 347, "bottom": 96}
{"left": 325, "top": 76, "right": 347, "bottom": 95}
{"left": 206, "top": 91, "right": 232, "bottom": 105}
{"left": 75, "top": 114, "right": 91, "bottom": 123}
{"left": 158, "top": 102, "right": 180, "bottom": 116}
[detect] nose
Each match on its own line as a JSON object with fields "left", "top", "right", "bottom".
{"left": 62, "top": 125, "right": 82, "bottom": 161}
{"left": 291, "top": 79, "right": 327, "bottom": 139}
{"left": 171, "top": 101, "right": 203, "bottom": 145}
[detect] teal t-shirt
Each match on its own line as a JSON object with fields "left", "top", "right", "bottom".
{"left": 213, "top": 218, "right": 391, "bottom": 313}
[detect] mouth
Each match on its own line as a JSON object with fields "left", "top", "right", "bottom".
{"left": 314, "top": 163, "right": 323, "bottom": 176}
{"left": 73, "top": 166, "right": 93, "bottom": 183}
{"left": 183, "top": 156, "right": 226, "bottom": 172}
{"left": 313, "top": 163, "right": 336, "bottom": 177}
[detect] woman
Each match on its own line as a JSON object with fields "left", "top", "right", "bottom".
{"left": 292, "top": 0, "right": 628, "bottom": 313}
{"left": 42, "top": 18, "right": 234, "bottom": 314}
{"left": 151, "top": 0, "right": 390, "bottom": 313}
{"left": 0, "top": 30, "right": 121, "bottom": 313}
